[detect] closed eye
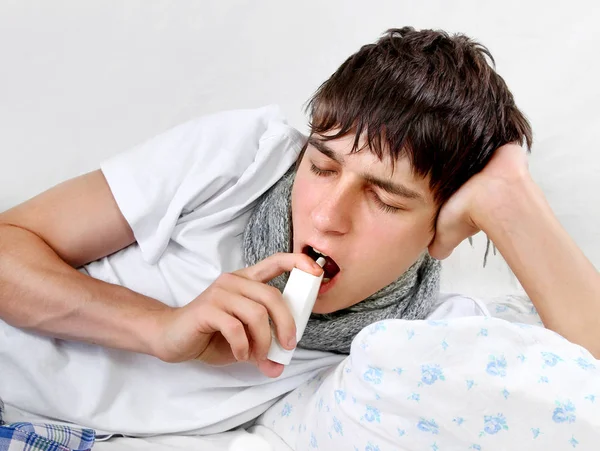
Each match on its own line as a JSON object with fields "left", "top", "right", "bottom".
{"left": 311, "top": 161, "right": 403, "bottom": 213}
{"left": 310, "top": 163, "right": 335, "bottom": 177}
{"left": 369, "top": 191, "right": 403, "bottom": 214}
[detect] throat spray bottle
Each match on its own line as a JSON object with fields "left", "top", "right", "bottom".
{"left": 267, "top": 257, "right": 326, "bottom": 364}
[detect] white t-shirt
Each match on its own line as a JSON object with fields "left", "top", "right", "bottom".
{"left": 0, "top": 105, "right": 487, "bottom": 436}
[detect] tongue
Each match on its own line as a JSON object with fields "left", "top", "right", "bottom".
{"left": 323, "top": 257, "right": 340, "bottom": 278}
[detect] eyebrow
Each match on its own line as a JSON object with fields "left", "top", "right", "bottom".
{"left": 308, "top": 137, "right": 344, "bottom": 164}
{"left": 308, "top": 137, "right": 424, "bottom": 201}
{"left": 363, "top": 174, "right": 423, "bottom": 200}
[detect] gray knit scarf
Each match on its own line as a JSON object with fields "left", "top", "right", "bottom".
{"left": 243, "top": 167, "right": 441, "bottom": 354}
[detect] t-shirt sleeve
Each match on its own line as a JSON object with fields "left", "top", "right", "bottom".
{"left": 100, "top": 105, "right": 303, "bottom": 264}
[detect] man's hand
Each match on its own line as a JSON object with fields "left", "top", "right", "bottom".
{"left": 429, "top": 143, "right": 600, "bottom": 358}
{"left": 429, "top": 143, "right": 530, "bottom": 259}
{"left": 151, "top": 253, "right": 323, "bottom": 378}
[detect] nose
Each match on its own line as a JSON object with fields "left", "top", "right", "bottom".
{"left": 310, "top": 183, "right": 353, "bottom": 236}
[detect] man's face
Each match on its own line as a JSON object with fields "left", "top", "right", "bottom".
{"left": 291, "top": 132, "right": 437, "bottom": 314}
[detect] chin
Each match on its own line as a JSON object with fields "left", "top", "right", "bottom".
{"left": 312, "top": 293, "right": 356, "bottom": 314}
{"left": 312, "top": 298, "right": 336, "bottom": 314}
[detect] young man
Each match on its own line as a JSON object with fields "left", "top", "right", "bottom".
{"left": 0, "top": 27, "right": 598, "bottom": 438}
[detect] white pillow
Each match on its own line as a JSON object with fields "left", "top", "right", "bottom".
{"left": 257, "top": 315, "right": 600, "bottom": 450}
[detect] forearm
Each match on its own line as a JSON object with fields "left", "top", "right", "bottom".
{"left": 0, "top": 224, "right": 169, "bottom": 356}
{"left": 477, "top": 178, "right": 600, "bottom": 356}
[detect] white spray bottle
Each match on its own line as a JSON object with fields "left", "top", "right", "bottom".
{"left": 267, "top": 257, "right": 326, "bottom": 365}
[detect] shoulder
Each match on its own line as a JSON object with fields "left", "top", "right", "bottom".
{"left": 176, "top": 104, "right": 304, "bottom": 149}
{"left": 155, "top": 104, "right": 306, "bottom": 174}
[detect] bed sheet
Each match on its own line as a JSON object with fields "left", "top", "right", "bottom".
{"left": 94, "top": 426, "right": 291, "bottom": 451}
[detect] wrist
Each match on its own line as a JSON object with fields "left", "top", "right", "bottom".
{"left": 471, "top": 173, "right": 542, "bottom": 232}
{"left": 138, "top": 303, "right": 176, "bottom": 360}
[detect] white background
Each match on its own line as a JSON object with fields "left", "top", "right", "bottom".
{"left": 1, "top": 0, "right": 599, "bottom": 297}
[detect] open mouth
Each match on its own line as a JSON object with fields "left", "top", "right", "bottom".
{"left": 302, "top": 246, "right": 341, "bottom": 283}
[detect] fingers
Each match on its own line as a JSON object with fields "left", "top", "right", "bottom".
{"left": 235, "top": 252, "right": 323, "bottom": 282}
{"left": 218, "top": 291, "right": 273, "bottom": 362}
{"left": 257, "top": 359, "right": 285, "bottom": 378}
{"left": 428, "top": 192, "right": 480, "bottom": 260}
{"left": 203, "top": 307, "right": 250, "bottom": 362}
{"left": 232, "top": 252, "right": 322, "bottom": 346}
{"left": 429, "top": 214, "right": 480, "bottom": 260}
{"left": 231, "top": 254, "right": 324, "bottom": 348}
{"left": 197, "top": 252, "right": 323, "bottom": 377}
{"left": 234, "top": 278, "right": 297, "bottom": 350}
{"left": 198, "top": 302, "right": 284, "bottom": 378}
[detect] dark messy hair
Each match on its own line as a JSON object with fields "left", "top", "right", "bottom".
{"left": 305, "top": 26, "right": 532, "bottom": 207}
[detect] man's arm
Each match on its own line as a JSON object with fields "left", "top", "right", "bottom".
{"left": 0, "top": 170, "right": 310, "bottom": 377}
{"left": 0, "top": 170, "right": 168, "bottom": 354}
{"left": 430, "top": 144, "right": 600, "bottom": 357}
{"left": 475, "top": 164, "right": 600, "bottom": 355}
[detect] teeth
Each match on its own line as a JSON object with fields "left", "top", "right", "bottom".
{"left": 323, "top": 278, "right": 331, "bottom": 283}
{"left": 312, "top": 246, "right": 328, "bottom": 257}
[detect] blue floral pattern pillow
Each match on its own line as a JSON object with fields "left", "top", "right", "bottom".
{"left": 258, "top": 316, "right": 600, "bottom": 450}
